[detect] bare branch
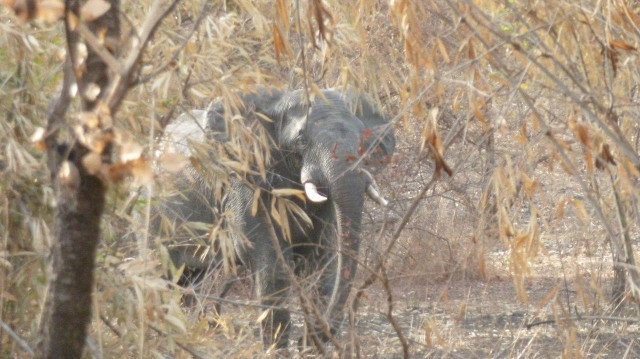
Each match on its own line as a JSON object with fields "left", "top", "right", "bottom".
{"left": 1, "top": 320, "right": 34, "bottom": 357}
{"left": 137, "top": 0, "right": 211, "bottom": 85}
{"left": 104, "top": 0, "right": 180, "bottom": 113}
{"left": 76, "top": 21, "right": 123, "bottom": 75}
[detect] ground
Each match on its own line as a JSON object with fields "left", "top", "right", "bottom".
{"left": 177, "top": 229, "right": 640, "bottom": 358}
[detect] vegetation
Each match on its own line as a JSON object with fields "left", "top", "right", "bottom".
{"left": 2, "top": 0, "right": 640, "bottom": 357}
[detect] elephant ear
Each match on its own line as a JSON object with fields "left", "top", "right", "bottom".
{"left": 339, "top": 88, "right": 396, "bottom": 171}
{"left": 163, "top": 110, "right": 208, "bottom": 156}
{"left": 205, "top": 86, "right": 286, "bottom": 142}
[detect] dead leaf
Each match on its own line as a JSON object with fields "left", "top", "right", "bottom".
{"left": 130, "top": 158, "right": 152, "bottom": 186}
{"left": 38, "top": 0, "right": 63, "bottom": 23}
{"left": 84, "top": 82, "right": 101, "bottom": 102}
{"left": 165, "top": 314, "right": 187, "bottom": 334}
{"left": 251, "top": 188, "right": 260, "bottom": 217}
{"left": 159, "top": 152, "right": 189, "bottom": 173}
{"left": 120, "top": 141, "right": 143, "bottom": 163}
{"left": 272, "top": 24, "right": 287, "bottom": 64}
{"left": 59, "top": 161, "right": 80, "bottom": 189}
{"left": 5, "top": 0, "right": 63, "bottom": 23}
{"left": 610, "top": 40, "right": 636, "bottom": 51}
{"left": 436, "top": 37, "right": 450, "bottom": 63}
{"left": 82, "top": 152, "right": 102, "bottom": 175}
{"left": 78, "top": 111, "right": 100, "bottom": 129}
{"left": 256, "top": 309, "right": 270, "bottom": 323}
{"left": 595, "top": 143, "right": 616, "bottom": 169}
{"left": 271, "top": 188, "right": 305, "bottom": 199}
{"left": 81, "top": 0, "right": 111, "bottom": 22}
{"left": 30, "top": 127, "right": 47, "bottom": 150}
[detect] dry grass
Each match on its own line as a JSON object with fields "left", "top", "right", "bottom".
{"left": 3, "top": 0, "right": 640, "bottom": 357}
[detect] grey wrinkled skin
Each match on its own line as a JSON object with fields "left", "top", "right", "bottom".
{"left": 155, "top": 87, "right": 395, "bottom": 349}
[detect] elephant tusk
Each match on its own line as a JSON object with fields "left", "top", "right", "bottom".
{"left": 366, "top": 183, "right": 389, "bottom": 207}
{"left": 304, "top": 182, "right": 328, "bottom": 203}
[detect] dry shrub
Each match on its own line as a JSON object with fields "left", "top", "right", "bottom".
{"left": 3, "top": 0, "right": 640, "bottom": 357}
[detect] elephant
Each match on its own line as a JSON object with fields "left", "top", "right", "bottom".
{"left": 153, "top": 86, "right": 395, "bottom": 349}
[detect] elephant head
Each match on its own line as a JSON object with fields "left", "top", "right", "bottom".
{"left": 203, "top": 87, "right": 394, "bottom": 205}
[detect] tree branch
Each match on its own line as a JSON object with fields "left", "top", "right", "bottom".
{"left": 103, "top": 0, "right": 180, "bottom": 113}
{"left": 1, "top": 320, "right": 34, "bottom": 357}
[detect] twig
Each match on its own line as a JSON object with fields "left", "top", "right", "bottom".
{"left": 100, "top": 315, "right": 207, "bottom": 359}
{"left": 76, "top": 21, "right": 122, "bottom": 75}
{"left": 526, "top": 315, "right": 640, "bottom": 329}
{"left": 104, "top": 0, "right": 181, "bottom": 113}
{"left": 295, "top": 0, "right": 311, "bottom": 107}
{"left": 44, "top": 56, "right": 74, "bottom": 180}
{"left": 197, "top": 293, "right": 304, "bottom": 315}
{"left": 85, "top": 337, "right": 102, "bottom": 359}
{"left": 99, "top": 315, "right": 122, "bottom": 338}
{"left": 350, "top": 176, "right": 437, "bottom": 355}
{"left": 147, "top": 323, "right": 208, "bottom": 359}
{"left": 450, "top": 0, "right": 640, "bottom": 167}
{"left": 137, "top": 0, "right": 211, "bottom": 84}
{"left": 0, "top": 320, "right": 34, "bottom": 356}
{"left": 380, "top": 266, "right": 409, "bottom": 359}
{"left": 258, "top": 199, "right": 332, "bottom": 354}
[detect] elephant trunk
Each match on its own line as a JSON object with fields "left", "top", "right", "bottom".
{"left": 325, "top": 168, "right": 364, "bottom": 318}
{"left": 301, "top": 157, "right": 365, "bottom": 334}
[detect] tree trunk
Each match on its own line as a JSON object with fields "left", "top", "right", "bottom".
{"left": 35, "top": 157, "right": 106, "bottom": 358}
{"left": 36, "top": 1, "right": 120, "bottom": 358}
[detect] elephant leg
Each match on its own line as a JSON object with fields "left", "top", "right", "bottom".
{"left": 231, "top": 196, "right": 293, "bottom": 348}
{"left": 251, "top": 242, "right": 291, "bottom": 349}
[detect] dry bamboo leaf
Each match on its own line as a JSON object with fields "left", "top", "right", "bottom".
{"left": 251, "top": 188, "right": 260, "bottom": 217}
{"left": 82, "top": 152, "right": 102, "bottom": 175}
{"left": 80, "top": 0, "right": 111, "bottom": 22}
{"left": 585, "top": 150, "right": 594, "bottom": 174}
{"left": 76, "top": 42, "right": 88, "bottom": 68}
{"left": 78, "top": 111, "right": 100, "bottom": 129}
{"left": 130, "top": 159, "right": 152, "bottom": 186}
{"left": 272, "top": 24, "right": 287, "bottom": 64}
{"left": 310, "top": 0, "right": 333, "bottom": 45}
{"left": 165, "top": 314, "right": 187, "bottom": 334}
{"left": 38, "top": 0, "right": 63, "bottom": 23}
{"left": 275, "top": 0, "right": 289, "bottom": 29}
{"left": 159, "top": 152, "right": 189, "bottom": 173}
{"left": 609, "top": 40, "right": 636, "bottom": 51}
{"left": 515, "top": 121, "right": 528, "bottom": 144}
{"left": 555, "top": 198, "right": 566, "bottom": 219}
{"left": 569, "top": 118, "right": 590, "bottom": 148}
{"left": 621, "top": 157, "right": 640, "bottom": 177}
{"left": 570, "top": 199, "right": 589, "bottom": 224}
{"left": 278, "top": 199, "right": 291, "bottom": 240}
{"left": 5, "top": 0, "right": 63, "bottom": 23}
{"left": 271, "top": 188, "right": 305, "bottom": 199}
{"left": 435, "top": 37, "right": 450, "bottom": 63}
{"left": 120, "top": 141, "right": 143, "bottom": 163}
{"left": 595, "top": 143, "right": 616, "bottom": 169}
{"left": 499, "top": 206, "right": 514, "bottom": 238}
{"left": 30, "top": 127, "right": 47, "bottom": 150}
{"left": 256, "top": 310, "right": 270, "bottom": 323}
{"left": 424, "top": 321, "right": 433, "bottom": 346}
{"left": 456, "top": 301, "right": 467, "bottom": 320}
{"left": 59, "top": 161, "right": 80, "bottom": 189}
{"left": 84, "top": 82, "right": 101, "bottom": 102}
{"left": 520, "top": 172, "right": 538, "bottom": 198}
{"left": 451, "top": 90, "right": 461, "bottom": 114}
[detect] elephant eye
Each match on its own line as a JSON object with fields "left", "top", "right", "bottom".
{"left": 293, "top": 135, "right": 308, "bottom": 150}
